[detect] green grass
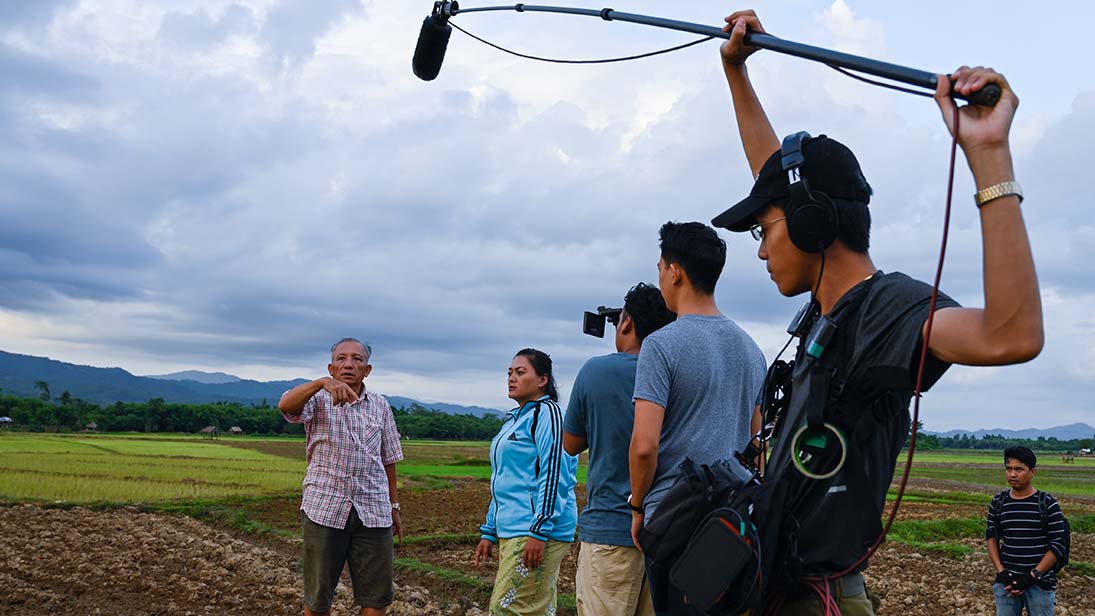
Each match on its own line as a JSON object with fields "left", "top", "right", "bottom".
{"left": 890, "top": 450, "right": 1095, "bottom": 498}
{"left": 885, "top": 513, "right": 1095, "bottom": 561}
{"left": 889, "top": 516, "right": 984, "bottom": 542}
{"left": 904, "top": 465, "right": 1095, "bottom": 497}
{"left": 399, "top": 441, "right": 492, "bottom": 465}
{"left": 0, "top": 433, "right": 304, "bottom": 503}
{"left": 395, "top": 557, "right": 488, "bottom": 589}
{"left": 886, "top": 516, "right": 984, "bottom": 559}
{"left": 399, "top": 463, "right": 493, "bottom": 480}
{"left": 1071, "top": 514, "right": 1095, "bottom": 533}
{"left": 0, "top": 433, "right": 585, "bottom": 504}
{"left": 909, "top": 451, "right": 1095, "bottom": 467}
{"left": 885, "top": 490, "right": 992, "bottom": 506}
{"left": 1068, "top": 561, "right": 1095, "bottom": 577}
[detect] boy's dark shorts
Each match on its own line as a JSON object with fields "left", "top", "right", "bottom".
{"left": 301, "top": 507, "right": 394, "bottom": 612}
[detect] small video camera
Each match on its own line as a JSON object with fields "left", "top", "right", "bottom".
{"left": 583, "top": 306, "right": 622, "bottom": 338}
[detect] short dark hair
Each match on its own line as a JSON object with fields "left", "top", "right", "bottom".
{"left": 659, "top": 221, "right": 726, "bottom": 295}
{"left": 775, "top": 197, "right": 872, "bottom": 253}
{"left": 623, "top": 282, "right": 676, "bottom": 342}
{"left": 515, "top": 348, "right": 559, "bottom": 402}
{"left": 1004, "top": 446, "right": 1037, "bottom": 469}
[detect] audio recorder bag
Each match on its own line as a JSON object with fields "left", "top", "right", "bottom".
{"left": 669, "top": 507, "right": 756, "bottom": 613}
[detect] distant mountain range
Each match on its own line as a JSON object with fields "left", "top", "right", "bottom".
{"left": 143, "top": 370, "right": 241, "bottom": 384}
{"left": 924, "top": 423, "right": 1095, "bottom": 441}
{"left": 0, "top": 350, "right": 501, "bottom": 417}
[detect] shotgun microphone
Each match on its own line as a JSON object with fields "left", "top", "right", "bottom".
{"left": 413, "top": 13, "right": 452, "bottom": 81}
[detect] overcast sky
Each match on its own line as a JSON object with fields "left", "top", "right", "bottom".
{"left": 1, "top": 0, "right": 1092, "bottom": 431}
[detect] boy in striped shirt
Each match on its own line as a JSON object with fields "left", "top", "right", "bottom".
{"left": 986, "top": 446, "right": 1067, "bottom": 616}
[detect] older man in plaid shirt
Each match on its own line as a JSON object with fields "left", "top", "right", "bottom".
{"left": 280, "top": 338, "right": 404, "bottom": 616}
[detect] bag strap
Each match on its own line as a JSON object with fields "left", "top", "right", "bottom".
{"left": 992, "top": 490, "right": 1008, "bottom": 543}
{"left": 809, "top": 274, "right": 881, "bottom": 429}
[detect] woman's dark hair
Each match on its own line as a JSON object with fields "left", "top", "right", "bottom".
{"left": 1004, "top": 445, "right": 1037, "bottom": 469}
{"left": 514, "top": 348, "right": 559, "bottom": 402}
{"left": 623, "top": 282, "right": 676, "bottom": 342}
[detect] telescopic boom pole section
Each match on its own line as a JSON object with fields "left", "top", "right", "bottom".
{"left": 441, "top": 2, "right": 1000, "bottom": 106}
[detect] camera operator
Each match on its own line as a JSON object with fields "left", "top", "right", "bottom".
{"left": 563, "top": 283, "right": 676, "bottom": 616}
{"left": 713, "top": 10, "right": 1043, "bottom": 614}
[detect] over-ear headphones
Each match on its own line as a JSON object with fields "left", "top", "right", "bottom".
{"left": 781, "top": 131, "right": 839, "bottom": 253}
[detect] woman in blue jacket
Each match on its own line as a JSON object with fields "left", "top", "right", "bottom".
{"left": 474, "top": 348, "right": 578, "bottom": 615}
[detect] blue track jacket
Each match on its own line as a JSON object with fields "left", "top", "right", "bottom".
{"left": 480, "top": 396, "right": 578, "bottom": 543}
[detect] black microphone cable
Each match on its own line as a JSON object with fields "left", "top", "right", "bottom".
{"left": 449, "top": 19, "right": 714, "bottom": 64}
{"left": 448, "top": 19, "right": 945, "bottom": 100}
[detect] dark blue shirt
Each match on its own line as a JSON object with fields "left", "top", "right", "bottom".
{"left": 563, "top": 352, "right": 640, "bottom": 546}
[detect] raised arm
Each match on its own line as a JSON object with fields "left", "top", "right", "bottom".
{"left": 278, "top": 377, "right": 358, "bottom": 415}
{"left": 721, "top": 10, "right": 780, "bottom": 177}
{"left": 926, "top": 68, "right": 1043, "bottom": 366}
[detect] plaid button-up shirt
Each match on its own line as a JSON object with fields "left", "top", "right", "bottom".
{"left": 282, "top": 385, "right": 404, "bottom": 529}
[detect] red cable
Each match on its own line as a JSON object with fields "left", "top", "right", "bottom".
{"left": 792, "top": 97, "right": 960, "bottom": 608}
{"left": 830, "top": 96, "right": 961, "bottom": 581}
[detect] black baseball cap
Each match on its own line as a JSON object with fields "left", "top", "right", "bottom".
{"left": 712, "top": 135, "right": 871, "bottom": 232}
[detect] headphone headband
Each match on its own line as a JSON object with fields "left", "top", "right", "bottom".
{"left": 780, "top": 131, "right": 811, "bottom": 174}
{"left": 779, "top": 131, "right": 838, "bottom": 253}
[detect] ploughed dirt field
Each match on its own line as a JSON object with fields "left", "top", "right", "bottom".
{"left": 2, "top": 478, "right": 1093, "bottom": 616}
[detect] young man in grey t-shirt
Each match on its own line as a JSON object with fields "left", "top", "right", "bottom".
{"left": 629, "top": 221, "right": 767, "bottom": 615}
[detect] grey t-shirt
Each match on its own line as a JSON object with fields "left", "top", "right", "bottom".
{"left": 563, "top": 352, "right": 640, "bottom": 546}
{"left": 633, "top": 314, "right": 767, "bottom": 518}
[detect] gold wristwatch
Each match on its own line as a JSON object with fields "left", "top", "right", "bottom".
{"left": 974, "top": 181, "right": 1023, "bottom": 207}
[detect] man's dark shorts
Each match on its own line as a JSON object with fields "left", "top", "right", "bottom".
{"left": 301, "top": 507, "right": 394, "bottom": 611}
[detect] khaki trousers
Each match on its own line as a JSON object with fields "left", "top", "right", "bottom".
{"left": 576, "top": 542, "right": 654, "bottom": 616}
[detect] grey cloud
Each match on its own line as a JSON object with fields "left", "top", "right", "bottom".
{"left": 0, "top": 252, "right": 151, "bottom": 312}
{"left": 0, "top": 0, "right": 76, "bottom": 31}
{"left": 1017, "top": 92, "right": 1095, "bottom": 292}
{"left": 0, "top": 54, "right": 327, "bottom": 319}
{"left": 259, "top": 0, "right": 365, "bottom": 72}
{"left": 157, "top": 5, "right": 256, "bottom": 49}
{"left": 0, "top": 43, "right": 98, "bottom": 99}
{"left": 1, "top": 3, "right": 1090, "bottom": 427}
{"left": 0, "top": 154, "right": 161, "bottom": 312}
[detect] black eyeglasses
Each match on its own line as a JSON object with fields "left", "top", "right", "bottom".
{"left": 749, "top": 216, "right": 787, "bottom": 241}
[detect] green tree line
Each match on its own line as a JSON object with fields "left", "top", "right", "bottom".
{"left": 0, "top": 391, "right": 502, "bottom": 440}
{"left": 906, "top": 420, "right": 1094, "bottom": 452}
{"left": 929, "top": 432, "right": 1095, "bottom": 452}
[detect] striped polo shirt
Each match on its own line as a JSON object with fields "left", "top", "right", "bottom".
{"left": 985, "top": 489, "right": 1067, "bottom": 589}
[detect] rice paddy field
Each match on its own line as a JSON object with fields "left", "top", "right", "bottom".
{"left": 1, "top": 432, "right": 1093, "bottom": 615}
{"left": 0, "top": 433, "right": 305, "bottom": 503}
